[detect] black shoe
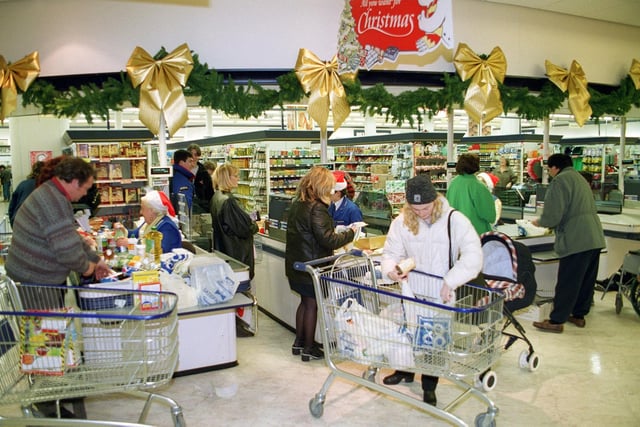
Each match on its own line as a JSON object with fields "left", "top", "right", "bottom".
{"left": 301, "top": 345, "right": 324, "bottom": 362}
{"left": 236, "top": 324, "right": 254, "bottom": 337}
{"left": 292, "top": 340, "right": 304, "bottom": 356}
{"left": 423, "top": 390, "right": 437, "bottom": 406}
{"left": 236, "top": 317, "right": 254, "bottom": 337}
{"left": 34, "top": 402, "right": 77, "bottom": 418}
{"left": 382, "top": 371, "right": 414, "bottom": 385}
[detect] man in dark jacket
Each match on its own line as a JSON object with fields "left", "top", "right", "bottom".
{"left": 188, "top": 143, "right": 214, "bottom": 213}
{"left": 532, "top": 154, "right": 606, "bottom": 333}
{"left": 171, "top": 149, "right": 196, "bottom": 215}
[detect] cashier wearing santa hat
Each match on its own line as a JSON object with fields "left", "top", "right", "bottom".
{"left": 115, "top": 189, "right": 182, "bottom": 253}
{"left": 328, "top": 170, "right": 364, "bottom": 227}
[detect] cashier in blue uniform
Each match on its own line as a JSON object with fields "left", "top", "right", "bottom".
{"left": 328, "top": 170, "right": 363, "bottom": 227}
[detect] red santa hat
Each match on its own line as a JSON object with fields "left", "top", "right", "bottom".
{"left": 332, "top": 170, "right": 348, "bottom": 192}
{"left": 143, "top": 190, "right": 176, "bottom": 217}
{"left": 477, "top": 172, "right": 495, "bottom": 190}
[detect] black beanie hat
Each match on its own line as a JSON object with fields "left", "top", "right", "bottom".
{"left": 406, "top": 174, "right": 437, "bottom": 204}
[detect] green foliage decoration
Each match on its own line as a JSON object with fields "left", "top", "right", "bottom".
{"left": 11, "top": 48, "right": 640, "bottom": 128}
{"left": 500, "top": 81, "right": 565, "bottom": 121}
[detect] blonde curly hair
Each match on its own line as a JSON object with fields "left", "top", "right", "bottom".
{"left": 402, "top": 195, "right": 444, "bottom": 235}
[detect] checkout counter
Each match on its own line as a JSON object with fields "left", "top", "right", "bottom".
{"left": 255, "top": 192, "right": 640, "bottom": 331}
{"left": 172, "top": 249, "right": 255, "bottom": 376}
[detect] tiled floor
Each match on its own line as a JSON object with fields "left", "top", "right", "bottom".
{"left": 1, "top": 288, "right": 639, "bottom": 426}
{"left": 73, "top": 292, "right": 640, "bottom": 426}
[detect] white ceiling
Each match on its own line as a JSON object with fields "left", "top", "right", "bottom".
{"left": 480, "top": 0, "right": 640, "bottom": 28}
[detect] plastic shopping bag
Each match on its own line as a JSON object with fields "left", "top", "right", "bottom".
{"left": 333, "top": 298, "right": 414, "bottom": 368}
{"left": 189, "top": 256, "right": 239, "bottom": 305}
{"left": 19, "top": 308, "right": 78, "bottom": 375}
{"left": 400, "top": 279, "right": 452, "bottom": 364}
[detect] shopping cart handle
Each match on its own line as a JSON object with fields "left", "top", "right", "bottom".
{"left": 293, "top": 249, "right": 365, "bottom": 271}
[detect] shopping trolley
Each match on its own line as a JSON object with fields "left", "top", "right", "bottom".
{"left": 0, "top": 276, "right": 185, "bottom": 426}
{"left": 599, "top": 249, "right": 640, "bottom": 316}
{"left": 295, "top": 251, "right": 504, "bottom": 427}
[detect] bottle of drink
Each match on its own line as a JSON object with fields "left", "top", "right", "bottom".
{"left": 145, "top": 226, "right": 163, "bottom": 264}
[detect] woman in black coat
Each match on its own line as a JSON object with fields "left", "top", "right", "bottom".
{"left": 210, "top": 163, "right": 258, "bottom": 280}
{"left": 285, "top": 166, "right": 356, "bottom": 362}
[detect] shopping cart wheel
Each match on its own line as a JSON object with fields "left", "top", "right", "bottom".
{"left": 475, "top": 370, "right": 497, "bottom": 392}
{"left": 519, "top": 349, "right": 540, "bottom": 372}
{"left": 309, "top": 397, "right": 324, "bottom": 418}
{"left": 474, "top": 412, "right": 496, "bottom": 427}
{"left": 362, "top": 366, "right": 377, "bottom": 382}
{"left": 630, "top": 280, "right": 640, "bottom": 317}
{"left": 615, "top": 293, "right": 623, "bottom": 314}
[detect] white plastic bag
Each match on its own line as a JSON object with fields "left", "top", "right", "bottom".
{"left": 159, "top": 271, "right": 198, "bottom": 310}
{"left": 334, "top": 298, "right": 414, "bottom": 368}
{"left": 189, "top": 256, "right": 239, "bottom": 305}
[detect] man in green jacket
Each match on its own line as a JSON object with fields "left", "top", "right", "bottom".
{"left": 532, "top": 154, "right": 605, "bottom": 333}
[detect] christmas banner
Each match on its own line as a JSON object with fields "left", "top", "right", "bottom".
{"left": 337, "top": 0, "right": 454, "bottom": 73}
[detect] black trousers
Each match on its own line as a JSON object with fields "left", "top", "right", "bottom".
{"left": 421, "top": 374, "right": 439, "bottom": 392}
{"left": 550, "top": 248, "right": 601, "bottom": 323}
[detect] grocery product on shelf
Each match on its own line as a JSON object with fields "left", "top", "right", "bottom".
{"left": 66, "top": 130, "right": 154, "bottom": 228}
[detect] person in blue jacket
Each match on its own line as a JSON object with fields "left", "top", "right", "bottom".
{"left": 171, "top": 149, "right": 196, "bottom": 213}
{"left": 116, "top": 190, "right": 182, "bottom": 253}
{"left": 328, "top": 170, "right": 363, "bottom": 227}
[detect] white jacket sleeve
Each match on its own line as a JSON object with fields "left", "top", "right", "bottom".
{"left": 442, "top": 211, "right": 483, "bottom": 289}
{"left": 380, "top": 215, "right": 406, "bottom": 279}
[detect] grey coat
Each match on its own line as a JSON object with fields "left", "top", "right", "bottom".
{"left": 538, "top": 167, "right": 606, "bottom": 257}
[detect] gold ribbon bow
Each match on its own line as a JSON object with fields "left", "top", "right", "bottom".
{"left": 0, "top": 51, "right": 40, "bottom": 121}
{"left": 453, "top": 43, "right": 507, "bottom": 123}
{"left": 629, "top": 58, "right": 640, "bottom": 90}
{"left": 545, "top": 60, "right": 592, "bottom": 127}
{"left": 126, "top": 43, "right": 193, "bottom": 137}
{"left": 294, "top": 48, "right": 352, "bottom": 133}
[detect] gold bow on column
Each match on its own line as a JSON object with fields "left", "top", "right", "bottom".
{"left": 453, "top": 43, "right": 507, "bottom": 123}
{"left": 126, "top": 43, "right": 193, "bottom": 137}
{"left": 629, "top": 58, "right": 640, "bottom": 90}
{"left": 0, "top": 51, "right": 40, "bottom": 121}
{"left": 545, "top": 60, "right": 592, "bottom": 127}
{"left": 294, "top": 48, "right": 352, "bottom": 133}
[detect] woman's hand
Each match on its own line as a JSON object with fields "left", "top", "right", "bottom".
{"left": 115, "top": 237, "right": 128, "bottom": 247}
{"left": 387, "top": 269, "right": 407, "bottom": 282}
{"left": 440, "top": 283, "right": 454, "bottom": 303}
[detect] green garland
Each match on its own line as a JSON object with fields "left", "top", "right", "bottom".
{"left": 13, "top": 48, "right": 640, "bottom": 127}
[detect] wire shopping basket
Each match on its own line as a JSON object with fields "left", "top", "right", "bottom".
{"left": 0, "top": 275, "right": 185, "bottom": 427}
{"left": 295, "top": 251, "right": 504, "bottom": 426}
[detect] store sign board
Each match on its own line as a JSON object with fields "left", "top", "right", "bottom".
{"left": 337, "top": 0, "right": 455, "bottom": 73}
